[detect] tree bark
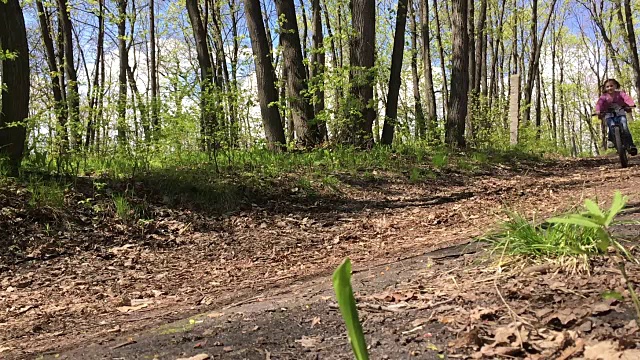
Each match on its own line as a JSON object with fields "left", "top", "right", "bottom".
{"left": 381, "top": 0, "right": 409, "bottom": 145}
{"left": 445, "top": 0, "right": 469, "bottom": 148}
{"left": 409, "top": 0, "right": 426, "bottom": 140}
{"left": 522, "top": 0, "right": 557, "bottom": 124}
{"left": 0, "top": 0, "right": 29, "bottom": 175}
{"left": 116, "top": 0, "right": 129, "bottom": 146}
{"left": 474, "top": 0, "right": 487, "bottom": 94}
{"left": 35, "top": 0, "right": 68, "bottom": 150}
{"left": 432, "top": 0, "right": 448, "bottom": 117}
{"left": 56, "top": 0, "right": 80, "bottom": 147}
{"left": 150, "top": 0, "right": 159, "bottom": 135}
{"left": 86, "top": 0, "right": 104, "bottom": 149}
{"left": 275, "top": 0, "right": 320, "bottom": 146}
{"left": 622, "top": 0, "right": 640, "bottom": 100}
{"left": 244, "top": 0, "right": 286, "bottom": 149}
{"left": 346, "top": 0, "right": 376, "bottom": 147}
{"left": 421, "top": 0, "right": 437, "bottom": 136}
{"left": 186, "top": 0, "right": 219, "bottom": 151}
{"left": 311, "top": 0, "right": 327, "bottom": 141}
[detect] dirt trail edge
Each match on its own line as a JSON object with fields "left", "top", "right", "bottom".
{"left": 3, "top": 157, "right": 640, "bottom": 359}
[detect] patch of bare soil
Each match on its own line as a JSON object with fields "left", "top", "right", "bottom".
{"left": 2, "top": 156, "right": 640, "bottom": 358}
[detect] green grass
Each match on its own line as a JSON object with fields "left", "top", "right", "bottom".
{"left": 113, "top": 195, "right": 133, "bottom": 221}
{"left": 27, "top": 178, "right": 65, "bottom": 208}
{"left": 486, "top": 212, "right": 604, "bottom": 259}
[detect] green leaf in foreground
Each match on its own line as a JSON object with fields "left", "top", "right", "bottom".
{"left": 332, "top": 258, "right": 369, "bottom": 360}
{"left": 602, "top": 290, "right": 624, "bottom": 301}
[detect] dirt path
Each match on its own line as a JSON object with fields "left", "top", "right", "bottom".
{"left": 3, "top": 156, "right": 640, "bottom": 359}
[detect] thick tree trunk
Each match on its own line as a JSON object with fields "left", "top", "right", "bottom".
{"left": 56, "top": 0, "right": 80, "bottom": 147}
{"left": 381, "top": 0, "right": 408, "bottom": 145}
{"left": 346, "top": 0, "right": 376, "bottom": 147}
{"left": 0, "top": 0, "right": 29, "bottom": 175}
{"left": 35, "top": 0, "right": 68, "bottom": 150}
{"left": 244, "top": 0, "right": 286, "bottom": 149}
{"left": 275, "top": 0, "right": 320, "bottom": 147}
{"left": 421, "top": 0, "right": 437, "bottom": 136}
{"left": 445, "top": 0, "right": 469, "bottom": 148}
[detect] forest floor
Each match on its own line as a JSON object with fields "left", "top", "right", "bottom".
{"left": 2, "top": 152, "right": 640, "bottom": 359}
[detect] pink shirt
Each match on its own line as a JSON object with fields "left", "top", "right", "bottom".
{"left": 595, "top": 90, "right": 635, "bottom": 113}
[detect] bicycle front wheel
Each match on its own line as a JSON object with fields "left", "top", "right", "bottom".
{"left": 614, "top": 126, "right": 629, "bottom": 168}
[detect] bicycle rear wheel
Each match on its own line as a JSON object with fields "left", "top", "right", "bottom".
{"left": 614, "top": 126, "right": 629, "bottom": 168}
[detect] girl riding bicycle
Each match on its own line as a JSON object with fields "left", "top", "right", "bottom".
{"left": 595, "top": 78, "right": 638, "bottom": 156}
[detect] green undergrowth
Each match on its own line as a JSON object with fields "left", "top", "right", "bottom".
{"left": 7, "top": 144, "right": 549, "bottom": 214}
{"left": 486, "top": 192, "right": 636, "bottom": 270}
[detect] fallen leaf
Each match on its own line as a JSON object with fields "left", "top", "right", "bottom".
{"left": 223, "top": 346, "right": 233, "bottom": 352}
{"left": 207, "top": 312, "right": 224, "bottom": 318}
{"left": 176, "top": 354, "right": 210, "bottom": 360}
{"left": 0, "top": 347, "right": 12, "bottom": 353}
{"left": 556, "top": 338, "right": 585, "bottom": 360}
{"left": 412, "top": 318, "right": 429, "bottom": 327}
{"left": 591, "top": 302, "right": 613, "bottom": 315}
{"left": 310, "top": 316, "right": 321, "bottom": 328}
{"left": 295, "top": 336, "right": 322, "bottom": 348}
{"left": 116, "top": 303, "right": 148, "bottom": 313}
{"left": 583, "top": 340, "right": 619, "bottom": 359}
{"left": 545, "top": 308, "right": 578, "bottom": 328}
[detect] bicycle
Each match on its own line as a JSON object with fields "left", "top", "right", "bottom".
{"left": 594, "top": 106, "right": 635, "bottom": 168}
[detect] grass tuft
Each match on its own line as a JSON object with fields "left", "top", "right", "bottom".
{"left": 486, "top": 211, "right": 605, "bottom": 261}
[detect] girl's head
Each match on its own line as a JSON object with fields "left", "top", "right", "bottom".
{"left": 603, "top": 79, "right": 621, "bottom": 94}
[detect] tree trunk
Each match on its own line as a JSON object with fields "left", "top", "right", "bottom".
{"left": 150, "top": 0, "right": 159, "bottom": 135}
{"left": 228, "top": 0, "right": 240, "bottom": 146}
{"left": 432, "top": 0, "right": 448, "bottom": 116}
{"left": 116, "top": 0, "right": 129, "bottom": 146}
{"left": 186, "top": 0, "right": 218, "bottom": 151}
{"left": 298, "top": 0, "right": 310, "bottom": 78}
{"left": 244, "top": 0, "right": 286, "bottom": 149}
{"left": 56, "top": 0, "right": 80, "bottom": 147}
{"left": 86, "top": 0, "right": 104, "bottom": 149}
{"left": 275, "top": 0, "right": 320, "bottom": 147}
{"left": 622, "top": 0, "right": 640, "bottom": 100}
{"left": 35, "top": 0, "right": 68, "bottom": 150}
{"left": 0, "top": 0, "right": 29, "bottom": 175}
{"left": 409, "top": 0, "right": 425, "bottom": 140}
{"left": 445, "top": 0, "right": 469, "bottom": 148}
{"left": 474, "top": 0, "right": 487, "bottom": 94}
{"left": 421, "top": 0, "right": 437, "bottom": 136}
{"left": 467, "top": 0, "right": 475, "bottom": 95}
{"left": 522, "top": 0, "right": 557, "bottom": 124}
{"left": 381, "top": 0, "right": 408, "bottom": 145}
{"left": 311, "top": 0, "right": 327, "bottom": 141}
{"left": 346, "top": 0, "right": 376, "bottom": 147}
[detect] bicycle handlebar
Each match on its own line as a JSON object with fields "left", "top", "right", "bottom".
{"left": 592, "top": 105, "right": 636, "bottom": 117}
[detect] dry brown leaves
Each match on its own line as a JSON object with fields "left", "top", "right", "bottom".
{"left": 2, "top": 157, "right": 640, "bottom": 358}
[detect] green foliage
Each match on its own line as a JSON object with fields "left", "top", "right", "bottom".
{"left": 431, "top": 151, "right": 449, "bottom": 169}
{"left": 487, "top": 211, "right": 604, "bottom": 259}
{"left": 332, "top": 258, "right": 369, "bottom": 360}
{"left": 113, "top": 195, "right": 133, "bottom": 222}
{"left": 27, "top": 178, "right": 65, "bottom": 208}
